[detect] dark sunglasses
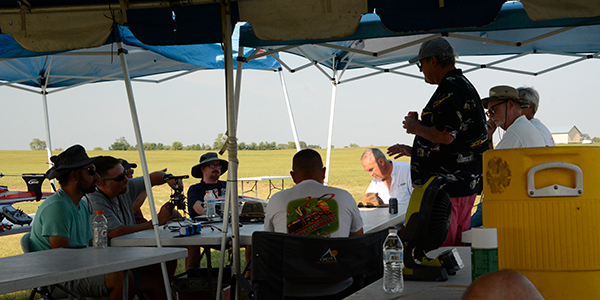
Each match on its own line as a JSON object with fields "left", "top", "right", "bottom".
{"left": 126, "top": 169, "right": 134, "bottom": 176}
{"left": 103, "top": 171, "right": 128, "bottom": 182}
{"left": 207, "top": 163, "right": 222, "bottom": 169}
{"left": 486, "top": 100, "right": 508, "bottom": 117}
{"left": 81, "top": 166, "right": 97, "bottom": 176}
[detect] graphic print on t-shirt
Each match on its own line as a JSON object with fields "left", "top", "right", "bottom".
{"left": 286, "top": 193, "right": 339, "bottom": 237}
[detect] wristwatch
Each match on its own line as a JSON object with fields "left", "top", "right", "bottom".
{"left": 163, "top": 173, "right": 172, "bottom": 183}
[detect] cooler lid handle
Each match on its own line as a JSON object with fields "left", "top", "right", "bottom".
{"left": 527, "top": 162, "right": 583, "bottom": 197}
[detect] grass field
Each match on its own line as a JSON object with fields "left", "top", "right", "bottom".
{"left": 0, "top": 147, "right": 406, "bottom": 299}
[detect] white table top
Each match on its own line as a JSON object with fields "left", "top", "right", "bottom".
{"left": 0, "top": 246, "right": 187, "bottom": 295}
{"left": 344, "top": 247, "right": 472, "bottom": 300}
{"left": 112, "top": 207, "right": 406, "bottom": 247}
{"left": 238, "top": 176, "right": 291, "bottom": 181}
{"left": 111, "top": 222, "right": 229, "bottom": 247}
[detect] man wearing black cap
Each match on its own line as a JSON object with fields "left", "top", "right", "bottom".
{"left": 30, "top": 145, "right": 126, "bottom": 298}
{"left": 187, "top": 152, "right": 228, "bottom": 218}
{"left": 387, "top": 37, "right": 489, "bottom": 246}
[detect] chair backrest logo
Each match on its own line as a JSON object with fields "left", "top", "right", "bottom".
{"left": 27, "top": 179, "right": 40, "bottom": 185}
{"left": 318, "top": 249, "right": 338, "bottom": 264}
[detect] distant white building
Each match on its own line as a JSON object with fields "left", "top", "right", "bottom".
{"left": 550, "top": 126, "right": 582, "bottom": 144}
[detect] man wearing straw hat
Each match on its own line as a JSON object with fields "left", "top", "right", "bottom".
{"left": 482, "top": 85, "right": 545, "bottom": 149}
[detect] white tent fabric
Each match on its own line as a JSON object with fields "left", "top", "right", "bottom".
{"left": 238, "top": 1, "right": 600, "bottom": 184}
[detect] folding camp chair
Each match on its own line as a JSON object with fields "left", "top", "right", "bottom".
{"left": 242, "top": 229, "right": 388, "bottom": 300}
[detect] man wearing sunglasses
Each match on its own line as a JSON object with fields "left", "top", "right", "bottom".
{"left": 482, "top": 85, "right": 545, "bottom": 149}
{"left": 30, "top": 145, "right": 128, "bottom": 299}
{"left": 85, "top": 156, "right": 181, "bottom": 239}
{"left": 387, "top": 37, "right": 489, "bottom": 247}
{"left": 186, "top": 152, "right": 228, "bottom": 269}
{"left": 187, "top": 152, "right": 228, "bottom": 218}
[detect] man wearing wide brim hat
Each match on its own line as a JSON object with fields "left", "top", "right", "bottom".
{"left": 186, "top": 152, "right": 228, "bottom": 269}
{"left": 482, "top": 85, "right": 545, "bottom": 149}
{"left": 29, "top": 145, "right": 126, "bottom": 298}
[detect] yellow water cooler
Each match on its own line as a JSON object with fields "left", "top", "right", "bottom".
{"left": 483, "top": 146, "right": 600, "bottom": 299}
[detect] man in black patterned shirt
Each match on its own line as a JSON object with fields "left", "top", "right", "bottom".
{"left": 388, "top": 37, "right": 489, "bottom": 246}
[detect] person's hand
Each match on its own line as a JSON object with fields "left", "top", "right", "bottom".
{"left": 487, "top": 119, "right": 497, "bottom": 139}
{"left": 387, "top": 144, "right": 412, "bottom": 159}
{"left": 157, "top": 202, "right": 174, "bottom": 225}
{"left": 403, "top": 115, "right": 420, "bottom": 135}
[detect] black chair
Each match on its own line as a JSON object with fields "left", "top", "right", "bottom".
{"left": 244, "top": 229, "right": 388, "bottom": 300}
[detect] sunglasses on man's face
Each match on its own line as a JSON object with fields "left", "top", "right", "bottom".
{"left": 103, "top": 171, "right": 128, "bottom": 182}
{"left": 206, "top": 163, "right": 222, "bottom": 169}
{"left": 82, "top": 166, "right": 97, "bottom": 176}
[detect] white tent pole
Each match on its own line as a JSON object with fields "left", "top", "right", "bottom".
{"left": 279, "top": 69, "right": 301, "bottom": 151}
{"left": 41, "top": 58, "right": 56, "bottom": 191}
{"left": 41, "top": 90, "right": 56, "bottom": 191}
{"left": 324, "top": 58, "right": 338, "bottom": 186}
{"left": 216, "top": 2, "right": 240, "bottom": 299}
{"left": 117, "top": 42, "right": 172, "bottom": 300}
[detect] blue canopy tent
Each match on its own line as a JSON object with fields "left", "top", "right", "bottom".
{"left": 0, "top": 21, "right": 280, "bottom": 300}
{"left": 238, "top": 1, "right": 600, "bottom": 183}
{"left": 1, "top": 1, "right": 600, "bottom": 299}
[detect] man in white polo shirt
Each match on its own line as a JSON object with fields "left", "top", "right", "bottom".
{"left": 361, "top": 148, "right": 412, "bottom": 206}
{"left": 483, "top": 85, "right": 545, "bottom": 149}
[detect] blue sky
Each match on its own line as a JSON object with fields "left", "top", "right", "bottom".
{"left": 1, "top": 53, "right": 599, "bottom": 151}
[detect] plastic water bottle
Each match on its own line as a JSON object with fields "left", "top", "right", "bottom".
{"left": 92, "top": 210, "right": 108, "bottom": 249}
{"left": 204, "top": 190, "right": 217, "bottom": 220}
{"left": 383, "top": 228, "right": 404, "bottom": 293}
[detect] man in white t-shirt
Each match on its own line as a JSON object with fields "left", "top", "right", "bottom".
{"left": 361, "top": 148, "right": 413, "bottom": 206}
{"left": 483, "top": 85, "right": 545, "bottom": 150}
{"left": 517, "top": 86, "right": 556, "bottom": 146}
{"left": 264, "top": 149, "right": 363, "bottom": 298}
{"left": 265, "top": 149, "right": 364, "bottom": 237}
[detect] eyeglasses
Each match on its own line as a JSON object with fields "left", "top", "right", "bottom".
{"left": 103, "top": 171, "right": 128, "bottom": 182}
{"left": 206, "top": 163, "right": 222, "bottom": 169}
{"left": 81, "top": 166, "right": 97, "bottom": 176}
{"left": 486, "top": 100, "right": 508, "bottom": 117}
{"left": 125, "top": 169, "right": 134, "bottom": 176}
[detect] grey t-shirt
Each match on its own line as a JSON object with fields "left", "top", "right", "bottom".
{"left": 83, "top": 177, "right": 146, "bottom": 233}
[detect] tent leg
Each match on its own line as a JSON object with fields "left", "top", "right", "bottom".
{"left": 117, "top": 42, "right": 172, "bottom": 300}
{"left": 324, "top": 63, "right": 338, "bottom": 186}
{"left": 217, "top": 2, "right": 240, "bottom": 300}
{"left": 279, "top": 69, "right": 301, "bottom": 151}
{"left": 41, "top": 89, "right": 56, "bottom": 191}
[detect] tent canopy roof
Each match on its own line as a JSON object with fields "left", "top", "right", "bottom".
{"left": 0, "top": 25, "right": 280, "bottom": 90}
{"left": 1, "top": 0, "right": 600, "bottom": 52}
{"left": 238, "top": 2, "right": 600, "bottom": 73}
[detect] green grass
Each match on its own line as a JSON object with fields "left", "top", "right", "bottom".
{"left": 0, "top": 147, "right": 396, "bottom": 299}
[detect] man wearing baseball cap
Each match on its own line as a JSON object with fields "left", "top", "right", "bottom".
{"left": 387, "top": 37, "right": 489, "bottom": 246}
{"left": 29, "top": 145, "right": 126, "bottom": 298}
{"left": 482, "top": 85, "right": 545, "bottom": 149}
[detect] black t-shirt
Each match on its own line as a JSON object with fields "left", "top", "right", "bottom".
{"left": 411, "top": 69, "right": 490, "bottom": 197}
{"left": 187, "top": 181, "right": 227, "bottom": 218}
